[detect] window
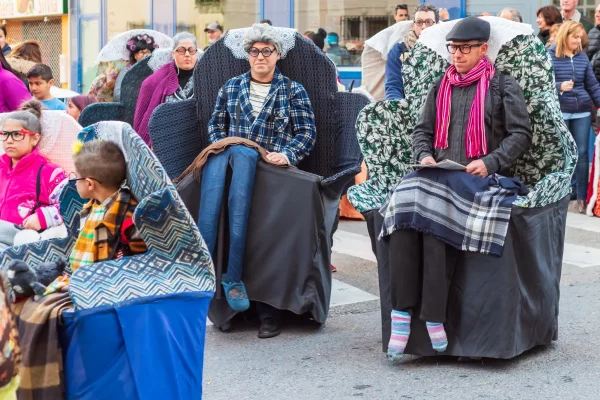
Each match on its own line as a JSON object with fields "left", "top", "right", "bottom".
{"left": 106, "top": 0, "right": 151, "bottom": 40}
{"left": 553, "top": 0, "right": 596, "bottom": 20}
{"left": 176, "top": 0, "right": 259, "bottom": 50}
{"left": 294, "top": 0, "right": 420, "bottom": 66}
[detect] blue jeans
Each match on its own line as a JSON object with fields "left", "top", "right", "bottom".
{"left": 565, "top": 116, "right": 589, "bottom": 200}
{"left": 198, "top": 146, "right": 259, "bottom": 283}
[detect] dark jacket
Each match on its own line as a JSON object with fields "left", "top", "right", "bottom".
{"left": 413, "top": 73, "right": 532, "bottom": 176}
{"left": 1, "top": 44, "right": 10, "bottom": 56}
{"left": 563, "top": 13, "right": 594, "bottom": 33}
{"left": 538, "top": 29, "right": 550, "bottom": 46}
{"left": 587, "top": 26, "right": 600, "bottom": 82}
{"left": 580, "top": 15, "right": 595, "bottom": 34}
{"left": 549, "top": 47, "right": 600, "bottom": 113}
{"left": 384, "top": 42, "right": 409, "bottom": 100}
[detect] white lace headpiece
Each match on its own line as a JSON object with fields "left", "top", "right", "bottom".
{"left": 418, "top": 16, "right": 534, "bottom": 64}
{"left": 224, "top": 27, "right": 297, "bottom": 60}
{"left": 364, "top": 21, "right": 414, "bottom": 61}
{"left": 96, "top": 30, "right": 174, "bottom": 64}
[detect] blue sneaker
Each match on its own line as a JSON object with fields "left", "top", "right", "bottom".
{"left": 221, "top": 275, "right": 250, "bottom": 312}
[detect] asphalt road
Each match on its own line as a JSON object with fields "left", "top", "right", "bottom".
{"left": 202, "top": 212, "right": 600, "bottom": 400}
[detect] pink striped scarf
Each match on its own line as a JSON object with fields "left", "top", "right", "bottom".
{"left": 434, "top": 57, "right": 495, "bottom": 158}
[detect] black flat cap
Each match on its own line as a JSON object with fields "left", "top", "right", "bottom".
{"left": 446, "top": 16, "right": 490, "bottom": 42}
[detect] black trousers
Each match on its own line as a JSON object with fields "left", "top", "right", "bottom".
{"left": 389, "top": 229, "right": 459, "bottom": 323}
{"left": 255, "top": 302, "right": 279, "bottom": 321}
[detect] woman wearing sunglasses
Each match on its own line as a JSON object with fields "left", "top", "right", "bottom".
{"left": 0, "top": 100, "right": 67, "bottom": 251}
{"left": 134, "top": 32, "right": 202, "bottom": 145}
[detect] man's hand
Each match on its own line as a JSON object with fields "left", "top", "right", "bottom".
{"left": 439, "top": 8, "right": 450, "bottom": 21}
{"left": 465, "top": 160, "right": 488, "bottom": 178}
{"left": 420, "top": 156, "right": 437, "bottom": 165}
{"left": 560, "top": 80, "right": 574, "bottom": 92}
{"left": 266, "top": 152, "right": 289, "bottom": 166}
{"left": 22, "top": 214, "right": 42, "bottom": 231}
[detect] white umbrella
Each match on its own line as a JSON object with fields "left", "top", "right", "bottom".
{"left": 96, "top": 29, "right": 174, "bottom": 65}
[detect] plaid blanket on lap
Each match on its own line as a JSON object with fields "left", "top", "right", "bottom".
{"left": 12, "top": 291, "right": 73, "bottom": 400}
{"left": 379, "top": 169, "right": 527, "bottom": 256}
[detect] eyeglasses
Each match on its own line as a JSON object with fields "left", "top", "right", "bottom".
{"left": 0, "top": 128, "right": 38, "bottom": 142}
{"left": 446, "top": 43, "right": 485, "bottom": 54}
{"left": 68, "top": 172, "right": 102, "bottom": 184}
{"left": 248, "top": 47, "right": 276, "bottom": 58}
{"left": 414, "top": 19, "right": 435, "bottom": 27}
{"left": 175, "top": 46, "right": 198, "bottom": 55}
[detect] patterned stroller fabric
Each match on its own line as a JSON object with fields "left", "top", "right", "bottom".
{"left": 1, "top": 122, "right": 215, "bottom": 309}
{"left": 348, "top": 17, "right": 577, "bottom": 212}
{"left": 69, "top": 122, "right": 215, "bottom": 309}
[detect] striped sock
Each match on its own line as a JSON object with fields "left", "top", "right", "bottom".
{"left": 388, "top": 310, "right": 411, "bottom": 360}
{"left": 426, "top": 322, "right": 448, "bottom": 352}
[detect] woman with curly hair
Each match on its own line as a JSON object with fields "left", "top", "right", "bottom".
{"left": 88, "top": 33, "right": 158, "bottom": 102}
{"left": 113, "top": 34, "right": 158, "bottom": 102}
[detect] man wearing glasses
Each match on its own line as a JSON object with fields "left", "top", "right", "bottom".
{"left": 202, "top": 23, "right": 316, "bottom": 339}
{"left": 385, "top": 4, "right": 439, "bottom": 100}
{"left": 384, "top": 17, "right": 532, "bottom": 360}
{"left": 394, "top": 4, "right": 409, "bottom": 22}
{"left": 413, "top": 16, "right": 531, "bottom": 178}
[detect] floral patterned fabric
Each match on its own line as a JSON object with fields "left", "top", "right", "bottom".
{"left": 87, "top": 60, "right": 130, "bottom": 102}
{"left": 348, "top": 34, "right": 577, "bottom": 212}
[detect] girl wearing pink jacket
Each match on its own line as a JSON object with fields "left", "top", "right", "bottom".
{"left": 0, "top": 100, "right": 67, "bottom": 251}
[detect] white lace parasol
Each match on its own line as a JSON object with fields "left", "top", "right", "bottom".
{"left": 96, "top": 30, "right": 174, "bottom": 65}
{"left": 364, "top": 21, "right": 414, "bottom": 61}
{"left": 224, "top": 27, "right": 297, "bottom": 60}
{"left": 418, "top": 16, "right": 534, "bottom": 64}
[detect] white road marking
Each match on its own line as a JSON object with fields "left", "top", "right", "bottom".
{"left": 566, "top": 212, "right": 600, "bottom": 233}
{"left": 332, "top": 230, "right": 376, "bottom": 263}
{"left": 330, "top": 279, "right": 378, "bottom": 306}
{"left": 563, "top": 243, "right": 600, "bottom": 268}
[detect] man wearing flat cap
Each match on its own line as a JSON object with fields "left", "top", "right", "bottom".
{"left": 204, "top": 23, "right": 224, "bottom": 49}
{"left": 384, "top": 17, "right": 533, "bottom": 361}
{"left": 413, "top": 16, "right": 532, "bottom": 178}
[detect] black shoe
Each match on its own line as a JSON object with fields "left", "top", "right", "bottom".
{"left": 258, "top": 317, "right": 281, "bottom": 339}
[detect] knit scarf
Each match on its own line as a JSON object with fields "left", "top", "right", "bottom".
{"left": 435, "top": 57, "right": 495, "bottom": 158}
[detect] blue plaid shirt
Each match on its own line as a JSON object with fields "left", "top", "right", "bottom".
{"left": 208, "top": 68, "right": 316, "bottom": 166}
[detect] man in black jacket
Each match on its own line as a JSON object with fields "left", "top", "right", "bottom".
{"left": 413, "top": 17, "right": 532, "bottom": 178}
{"left": 587, "top": 4, "right": 600, "bottom": 82}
